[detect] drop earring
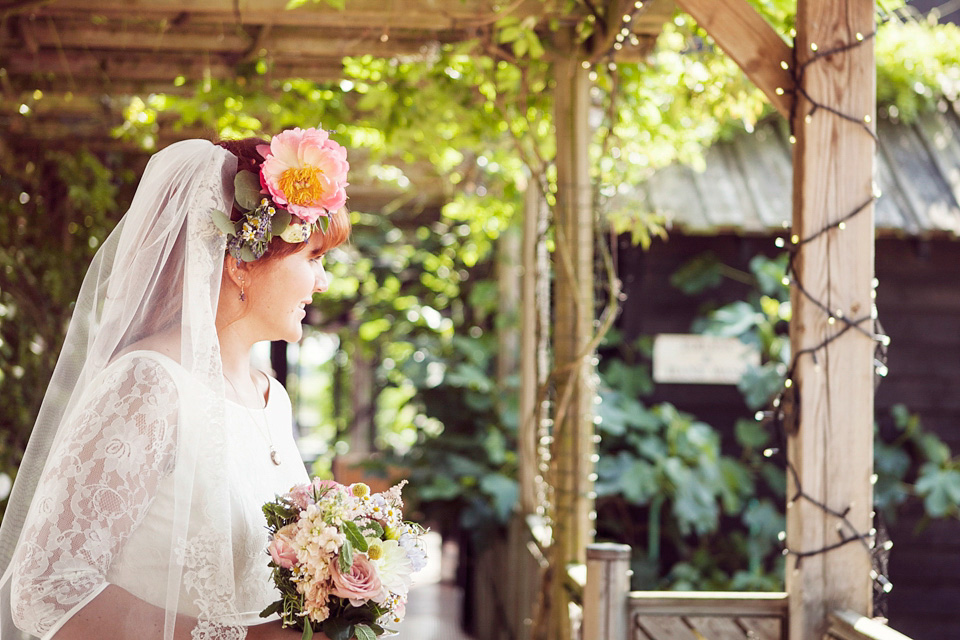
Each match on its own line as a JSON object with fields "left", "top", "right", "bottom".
{"left": 238, "top": 275, "right": 246, "bottom": 302}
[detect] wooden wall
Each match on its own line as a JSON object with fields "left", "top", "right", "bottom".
{"left": 614, "top": 232, "right": 960, "bottom": 638}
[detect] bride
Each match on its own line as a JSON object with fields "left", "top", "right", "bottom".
{"left": 0, "top": 128, "right": 349, "bottom": 639}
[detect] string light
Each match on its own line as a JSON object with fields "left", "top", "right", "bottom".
{"left": 754, "top": 24, "right": 893, "bottom": 606}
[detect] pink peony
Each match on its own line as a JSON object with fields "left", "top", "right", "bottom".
{"left": 268, "top": 523, "right": 299, "bottom": 570}
{"left": 257, "top": 127, "right": 349, "bottom": 224}
{"left": 329, "top": 554, "right": 383, "bottom": 606}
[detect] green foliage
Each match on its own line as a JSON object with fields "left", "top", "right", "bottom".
{"left": 596, "top": 251, "right": 960, "bottom": 591}
{"left": 595, "top": 333, "right": 785, "bottom": 591}
{"left": 0, "top": 147, "right": 123, "bottom": 511}
{"left": 875, "top": 20, "right": 960, "bottom": 121}
{"left": 395, "top": 331, "right": 519, "bottom": 540}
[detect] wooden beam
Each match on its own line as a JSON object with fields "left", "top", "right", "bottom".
{"left": 674, "top": 0, "right": 795, "bottom": 118}
{"left": 31, "top": 0, "right": 552, "bottom": 31}
{"left": 788, "top": 1, "right": 876, "bottom": 639}
{"left": 16, "top": 18, "right": 447, "bottom": 58}
{"left": 1, "top": 49, "right": 345, "bottom": 84}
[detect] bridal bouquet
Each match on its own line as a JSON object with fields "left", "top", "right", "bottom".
{"left": 260, "top": 479, "right": 427, "bottom": 640}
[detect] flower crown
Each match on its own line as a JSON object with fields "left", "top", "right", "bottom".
{"left": 212, "top": 127, "right": 349, "bottom": 262}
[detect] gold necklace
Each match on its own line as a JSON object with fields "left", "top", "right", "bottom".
{"left": 224, "top": 373, "right": 281, "bottom": 466}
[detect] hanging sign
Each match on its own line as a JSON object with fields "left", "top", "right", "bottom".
{"left": 652, "top": 333, "right": 760, "bottom": 385}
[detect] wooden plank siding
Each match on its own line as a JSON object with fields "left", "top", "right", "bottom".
{"left": 611, "top": 233, "right": 960, "bottom": 639}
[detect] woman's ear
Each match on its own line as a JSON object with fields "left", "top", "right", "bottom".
{"left": 222, "top": 258, "right": 252, "bottom": 297}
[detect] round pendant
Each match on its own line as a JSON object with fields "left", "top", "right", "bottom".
{"left": 270, "top": 448, "right": 280, "bottom": 466}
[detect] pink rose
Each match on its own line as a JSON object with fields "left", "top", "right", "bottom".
{"left": 257, "top": 127, "right": 349, "bottom": 224}
{"left": 329, "top": 554, "right": 383, "bottom": 606}
{"left": 268, "top": 523, "right": 299, "bottom": 570}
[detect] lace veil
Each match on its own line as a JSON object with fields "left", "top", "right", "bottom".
{"left": 0, "top": 139, "right": 250, "bottom": 639}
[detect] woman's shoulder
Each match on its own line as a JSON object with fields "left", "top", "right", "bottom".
{"left": 106, "top": 333, "right": 188, "bottom": 391}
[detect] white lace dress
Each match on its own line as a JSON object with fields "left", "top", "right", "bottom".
{"left": 8, "top": 351, "right": 309, "bottom": 639}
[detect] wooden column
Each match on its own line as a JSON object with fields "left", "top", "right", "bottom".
{"left": 788, "top": 2, "right": 876, "bottom": 639}
{"left": 582, "top": 543, "right": 631, "bottom": 640}
{"left": 549, "top": 25, "right": 596, "bottom": 640}
{"left": 519, "top": 180, "right": 544, "bottom": 514}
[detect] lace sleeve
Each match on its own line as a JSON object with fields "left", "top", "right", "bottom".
{"left": 9, "top": 355, "right": 179, "bottom": 637}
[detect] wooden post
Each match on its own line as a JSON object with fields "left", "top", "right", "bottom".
{"left": 548, "top": 25, "right": 596, "bottom": 640}
{"left": 582, "top": 543, "right": 631, "bottom": 640}
{"left": 519, "top": 180, "right": 544, "bottom": 515}
{"left": 788, "top": 2, "right": 876, "bottom": 639}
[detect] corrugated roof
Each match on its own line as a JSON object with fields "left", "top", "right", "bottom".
{"left": 628, "top": 102, "right": 960, "bottom": 238}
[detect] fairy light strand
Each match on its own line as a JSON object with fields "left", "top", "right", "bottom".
{"left": 756, "top": 24, "right": 895, "bottom": 605}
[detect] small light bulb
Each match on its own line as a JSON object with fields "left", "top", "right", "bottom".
{"left": 838, "top": 221, "right": 846, "bottom": 230}
{"left": 864, "top": 115, "right": 873, "bottom": 124}
{"left": 776, "top": 87, "right": 785, "bottom": 95}
{"left": 811, "top": 42, "right": 818, "bottom": 51}
{"left": 828, "top": 316, "right": 836, "bottom": 325}
{"left": 781, "top": 276, "right": 791, "bottom": 286}
{"left": 791, "top": 234, "right": 799, "bottom": 244}
{"left": 784, "top": 379, "right": 793, "bottom": 388}
{"left": 780, "top": 61, "right": 789, "bottom": 70}
{"left": 856, "top": 32, "right": 864, "bottom": 41}
{"left": 805, "top": 114, "right": 813, "bottom": 124}
{"left": 789, "top": 135, "right": 797, "bottom": 145}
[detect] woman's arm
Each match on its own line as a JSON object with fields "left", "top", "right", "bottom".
{"left": 10, "top": 357, "right": 180, "bottom": 637}
{"left": 53, "top": 585, "right": 328, "bottom": 640}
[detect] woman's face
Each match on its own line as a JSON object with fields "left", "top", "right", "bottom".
{"left": 244, "top": 238, "right": 330, "bottom": 342}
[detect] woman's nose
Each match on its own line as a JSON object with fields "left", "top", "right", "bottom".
{"left": 314, "top": 263, "right": 329, "bottom": 293}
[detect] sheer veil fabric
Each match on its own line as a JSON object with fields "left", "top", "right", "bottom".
{"left": 0, "top": 140, "right": 255, "bottom": 639}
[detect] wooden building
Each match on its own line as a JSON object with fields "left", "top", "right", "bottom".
{"left": 614, "top": 104, "right": 960, "bottom": 639}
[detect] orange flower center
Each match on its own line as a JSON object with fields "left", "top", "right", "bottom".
{"left": 277, "top": 167, "right": 326, "bottom": 205}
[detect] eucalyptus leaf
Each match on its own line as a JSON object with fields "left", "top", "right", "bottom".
{"left": 234, "top": 170, "right": 263, "bottom": 210}
{"left": 272, "top": 210, "right": 292, "bottom": 234}
{"left": 239, "top": 246, "right": 257, "bottom": 262}
{"left": 211, "top": 209, "right": 237, "bottom": 236}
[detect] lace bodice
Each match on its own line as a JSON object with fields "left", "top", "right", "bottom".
{"left": 9, "top": 351, "right": 308, "bottom": 639}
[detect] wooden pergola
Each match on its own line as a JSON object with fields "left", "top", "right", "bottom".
{"left": 1, "top": 1, "right": 890, "bottom": 638}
